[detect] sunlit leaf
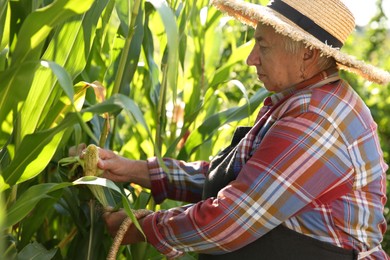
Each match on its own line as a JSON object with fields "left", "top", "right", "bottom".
{"left": 11, "top": 0, "right": 95, "bottom": 66}
{"left": 0, "top": 61, "right": 40, "bottom": 141}
{"left": 19, "top": 0, "right": 109, "bottom": 140}
{"left": 2, "top": 113, "right": 79, "bottom": 187}
{"left": 148, "top": 0, "right": 179, "bottom": 97}
{"left": 73, "top": 176, "right": 121, "bottom": 194}
{"left": 116, "top": 6, "right": 144, "bottom": 95}
{"left": 40, "top": 60, "right": 74, "bottom": 103}
{"left": 0, "top": 0, "right": 10, "bottom": 51}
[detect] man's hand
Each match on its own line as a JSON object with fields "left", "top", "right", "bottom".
{"left": 103, "top": 209, "right": 150, "bottom": 244}
{"left": 69, "top": 144, "right": 151, "bottom": 188}
{"left": 96, "top": 148, "right": 135, "bottom": 183}
{"left": 97, "top": 148, "right": 152, "bottom": 188}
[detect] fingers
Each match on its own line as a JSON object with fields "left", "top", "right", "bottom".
{"left": 97, "top": 149, "right": 120, "bottom": 173}
{"left": 68, "top": 146, "right": 77, "bottom": 157}
{"left": 68, "top": 143, "right": 86, "bottom": 156}
{"left": 77, "top": 145, "right": 113, "bottom": 162}
{"left": 97, "top": 150, "right": 115, "bottom": 170}
{"left": 69, "top": 145, "right": 124, "bottom": 181}
{"left": 103, "top": 209, "right": 151, "bottom": 244}
{"left": 102, "top": 210, "right": 128, "bottom": 238}
{"left": 98, "top": 148, "right": 116, "bottom": 160}
{"left": 77, "top": 143, "right": 87, "bottom": 155}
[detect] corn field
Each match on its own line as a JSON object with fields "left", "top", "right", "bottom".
{"left": 0, "top": 0, "right": 389, "bottom": 259}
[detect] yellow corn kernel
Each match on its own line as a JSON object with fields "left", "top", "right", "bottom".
{"left": 84, "top": 144, "right": 108, "bottom": 207}
{"left": 84, "top": 144, "right": 100, "bottom": 176}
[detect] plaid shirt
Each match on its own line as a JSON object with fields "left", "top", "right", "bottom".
{"left": 142, "top": 70, "right": 389, "bottom": 259}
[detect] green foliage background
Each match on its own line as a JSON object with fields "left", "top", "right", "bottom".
{"left": 0, "top": 0, "right": 389, "bottom": 258}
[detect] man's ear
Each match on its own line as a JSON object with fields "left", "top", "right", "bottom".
{"left": 303, "top": 48, "right": 314, "bottom": 60}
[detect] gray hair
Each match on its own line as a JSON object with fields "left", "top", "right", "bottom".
{"left": 283, "top": 37, "right": 336, "bottom": 71}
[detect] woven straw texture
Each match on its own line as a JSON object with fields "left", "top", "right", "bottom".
{"left": 283, "top": 0, "right": 354, "bottom": 44}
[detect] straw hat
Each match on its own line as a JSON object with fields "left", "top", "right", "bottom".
{"left": 211, "top": 0, "right": 390, "bottom": 85}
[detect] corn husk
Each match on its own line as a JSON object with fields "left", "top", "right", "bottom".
{"left": 84, "top": 144, "right": 109, "bottom": 207}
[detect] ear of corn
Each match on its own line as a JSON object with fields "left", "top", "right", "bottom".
{"left": 84, "top": 144, "right": 101, "bottom": 176}
{"left": 84, "top": 144, "right": 111, "bottom": 208}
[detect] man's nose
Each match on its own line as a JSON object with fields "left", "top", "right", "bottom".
{"left": 247, "top": 45, "right": 259, "bottom": 66}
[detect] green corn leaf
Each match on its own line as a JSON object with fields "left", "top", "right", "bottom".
{"left": 4, "top": 183, "right": 72, "bottom": 228}
{"left": 5, "top": 177, "right": 117, "bottom": 228}
{"left": 73, "top": 176, "right": 119, "bottom": 207}
{"left": 0, "top": 0, "right": 10, "bottom": 51}
{"left": 11, "top": 0, "right": 95, "bottom": 67}
{"left": 115, "top": 3, "right": 144, "bottom": 95}
{"left": 0, "top": 61, "right": 40, "bottom": 143}
{"left": 73, "top": 176, "right": 121, "bottom": 193}
{"left": 1, "top": 93, "right": 132, "bottom": 189}
{"left": 5, "top": 176, "right": 145, "bottom": 238}
{"left": 109, "top": 94, "right": 154, "bottom": 141}
{"left": 148, "top": 0, "right": 179, "bottom": 98}
{"left": 17, "top": 241, "right": 57, "bottom": 260}
{"left": 121, "top": 195, "right": 145, "bottom": 238}
{"left": 40, "top": 61, "right": 74, "bottom": 103}
{"left": 0, "top": 182, "right": 4, "bottom": 253}
{"left": 19, "top": 190, "right": 63, "bottom": 249}
{"left": 1, "top": 113, "right": 79, "bottom": 188}
{"left": 114, "top": 0, "right": 131, "bottom": 36}
{"left": 142, "top": 18, "right": 160, "bottom": 107}
{"left": 209, "top": 41, "right": 254, "bottom": 88}
{"left": 19, "top": 0, "right": 109, "bottom": 140}
{"left": 1, "top": 93, "right": 129, "bottom": 188}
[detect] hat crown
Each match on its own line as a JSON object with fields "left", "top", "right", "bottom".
{"left": 280, "top": 0, "right": 355, "bottom": 45}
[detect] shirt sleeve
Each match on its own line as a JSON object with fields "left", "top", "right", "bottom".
{"left": 147, "top": 157, "right": 209, "bottom": 204}
{"left": 142, "top": 112, "right": 355, "bottom": 258}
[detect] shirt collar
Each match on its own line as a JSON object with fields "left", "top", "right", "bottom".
{"left": 267, "top": 68, "right": 340, "bottom": 106}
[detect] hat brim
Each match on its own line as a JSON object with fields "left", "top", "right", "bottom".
{"left": 211, "top": 0, "right": 390, "bottom": 85}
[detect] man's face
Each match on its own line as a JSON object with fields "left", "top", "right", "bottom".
{"left": 247, "top": 24, "right": 303, "bottom": 92}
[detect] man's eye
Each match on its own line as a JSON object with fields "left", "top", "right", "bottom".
{"left": 255, "top": 40, "right": 268, "bottom": 51}
{"left": 259, "top": 45, "right": 268, "bottom": 50}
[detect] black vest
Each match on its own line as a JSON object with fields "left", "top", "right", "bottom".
{"left": 199, "top": 127, "right": 357, "bottom": 260}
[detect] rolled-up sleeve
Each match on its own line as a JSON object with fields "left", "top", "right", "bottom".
{"left": 147, "top": 157, "right": 209, "bottom": 204}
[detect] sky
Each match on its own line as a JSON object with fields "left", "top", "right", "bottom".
{"left": 342, "top": 0, "right": 390, "bottom": 27}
